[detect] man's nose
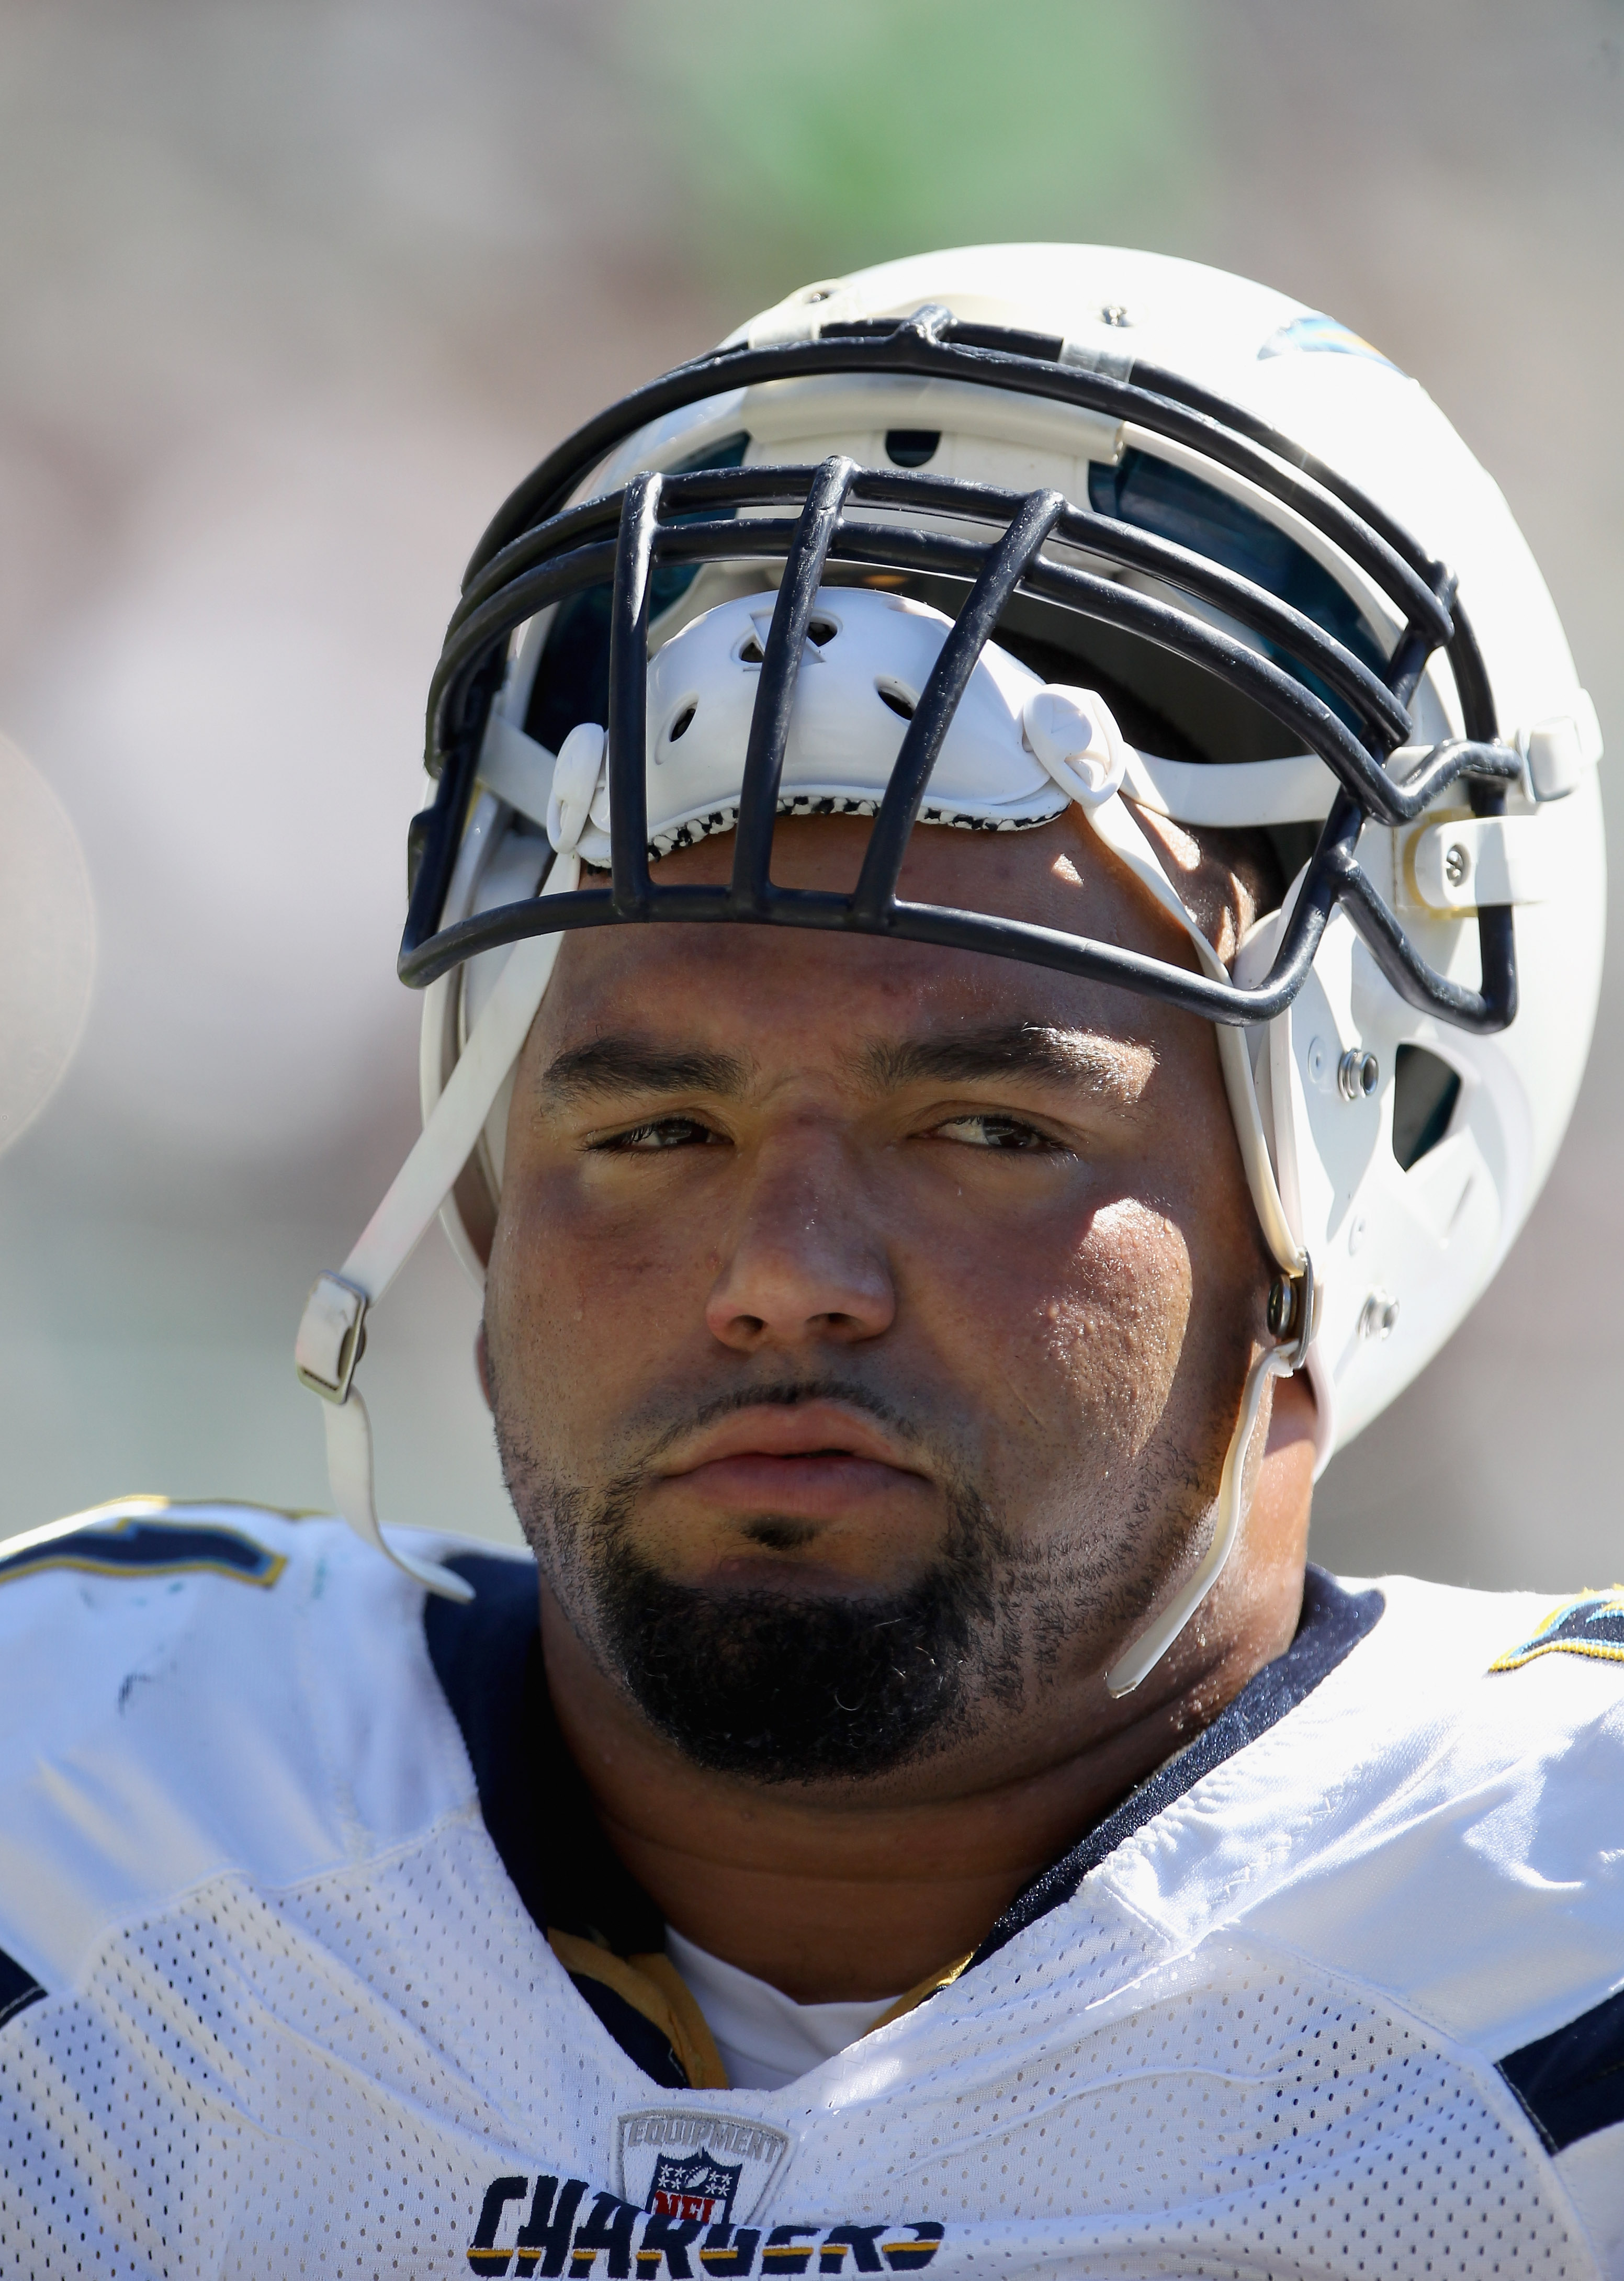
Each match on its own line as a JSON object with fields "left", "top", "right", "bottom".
{"left": 704, "top": 1125, "right": 896, "bottom": 1353}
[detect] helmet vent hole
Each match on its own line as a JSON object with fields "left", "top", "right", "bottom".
{"left": 885, "top": 428, "right": 940, "bottom": 468}
{"left": 876, "top": 677, "right": 917, "bottom": 721}
{"left": 1392, "top": 1044, "right": 1462, "bottom": 1171}
{"left": 668, "top": 703, "right": 697, "bottom": 743}
{"left": 807, "top": 616, "right": 838, "bottom": 646}
{"left": 738, "top": 634, "right": 764, "bottom": 665}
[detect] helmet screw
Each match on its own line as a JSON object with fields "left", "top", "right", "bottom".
{"left": 1338, "top": 1047, "right": 1379, "bottom": 1101}
{"left": 1099, "top": 303, "right": 1133, "bottom": 327}
{"left": 1359, "top": 1290, "right": 1401, "bottom": 1342}
{"left": 1267, "top": 1275, "right": 1297, "bottom": 1339}
{"left": 1444, "top": 841, "right": 1470, "bottom": 889}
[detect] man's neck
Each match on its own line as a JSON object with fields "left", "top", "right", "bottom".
{"left": 537, "top": 1560, "right": 1303, "bottom": 2004}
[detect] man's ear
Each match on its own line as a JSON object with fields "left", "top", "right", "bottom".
{"left": 474, "top": 1319, "right": 494, "bottom": 1412}
{"left": 1126, "top": 803, "right": 1280, "bottom": 968}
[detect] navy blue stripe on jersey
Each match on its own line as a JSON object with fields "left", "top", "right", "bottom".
{"left": 0, "top": 1515, "right": 286, "bottom": 1590}
{"left": 567, "top": 1973, "right": 690, "bottom": 2091}
{"left": 1498, "top": 1984, "right": 1624, "bottom": 2151}
{"left": 970, "top": 1567, "right": 1385, "bottom": 1967}
{"left": 425, "top": 1552, "right": 692, "bottom": 2088}
{"left": 424, "top": 1552, "right": 665, "bottom": 1953}
{"left": 425, "top": 1552, "right": 553, "bottom": 1933}
{"left": 0, "top": 1946, "right": 45, "bottom": 2032}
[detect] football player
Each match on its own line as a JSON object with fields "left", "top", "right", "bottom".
{"left": 2, "top": 245, "right": 1618, "bottom": 2277}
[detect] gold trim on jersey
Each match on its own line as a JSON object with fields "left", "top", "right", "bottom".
{"left": 550, "top": 1931, "right": 973, "bottom": 2094}
{"left": 550, "top": 1932, "right": 729, "bottom": 2090}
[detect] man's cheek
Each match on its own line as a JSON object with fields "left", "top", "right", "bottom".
{"left": 491, "top": 1168, "right": 618, "bottom": 1325}
{"left": 490, "top": 1175, "right": 705, "bottom": 1429}
{"left": 486, "top": 1183, "right": 597, "bottom": 1417}
{"left": 1039, "top": 1201, "right": 1192, "bottom": 1453}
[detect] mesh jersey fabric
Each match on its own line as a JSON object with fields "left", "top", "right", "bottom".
{"left": 0, "top": 1501, "right": 1620, "bottom": 2277}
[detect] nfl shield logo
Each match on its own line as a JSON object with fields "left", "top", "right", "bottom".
{"left": 646, "top": 2148, "right": 744, "bottom": 2223}
{"left": 616, "top": 2108, "right": 793, "bottom": 2223}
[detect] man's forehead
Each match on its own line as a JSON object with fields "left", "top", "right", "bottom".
{"left": 529, "top": 812, "right": 1187, "bottom": 1103}
{"left": 544, "top": 809, "right": 1196, "bottom": 1052}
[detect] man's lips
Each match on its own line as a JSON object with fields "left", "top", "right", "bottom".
{"left": 652, "top": 1404, "right": 931, "bottom": 1517}
{"left": 658, "top": 1402, "right": 922, "bottom": 1476}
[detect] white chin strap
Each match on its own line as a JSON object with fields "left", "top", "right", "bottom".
{"left": 1104, "top": 1340, "right": 1301, "bottom": 1698}
{"left": 293, "top": 854, "right": 582, "bottom": 1602}
{"left": 296, "top": 694, "right": 1312, "bottom": 1672}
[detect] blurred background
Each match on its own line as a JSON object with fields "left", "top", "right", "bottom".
{"left": 1, "top": 0, "right": 1619, "bottom": 1583}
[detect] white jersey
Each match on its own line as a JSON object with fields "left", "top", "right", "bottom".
{"left": 1, "top": 1498, "right": 1621, "bottom": 2279}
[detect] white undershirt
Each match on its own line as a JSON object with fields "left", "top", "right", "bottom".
{"left": 666, "top": 1927, "right": 902, "bottom": 2091}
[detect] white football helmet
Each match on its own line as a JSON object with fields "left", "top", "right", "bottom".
{"left": 295, "top": 245, "right": 1605, "bottom": 1689}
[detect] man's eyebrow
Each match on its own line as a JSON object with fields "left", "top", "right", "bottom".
{"left": 538, "top": 1034, "right": 753, "bottom": 1106}
{"left": 862, "top": 1025, "right": 1153, "bottom": 1100}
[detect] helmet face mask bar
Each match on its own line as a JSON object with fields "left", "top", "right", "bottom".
{"left": 295, "top": 254, "right": 1603, "bottom": 1687}
{"left": 401, "top": 305, "right": 1519, "bottom": 1042}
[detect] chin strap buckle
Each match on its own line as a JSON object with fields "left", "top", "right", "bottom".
{"left": 295, "top": 1272, "right": 369, "bottom": 1404}
{"left": 1267, "top": 1254, "right": 1318, "bottom": 1373}
{"left": 292, "top": 1268, "right": 474, "bottom": 1606}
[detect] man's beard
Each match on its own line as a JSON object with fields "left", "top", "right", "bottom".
{"left": 493, "top": 1377, "right": 1067, "bottom": 1785}
{"left": 583, "top": 1477, "right": 1024, "bottom": 1782}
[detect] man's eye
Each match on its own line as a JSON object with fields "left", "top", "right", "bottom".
{"left": 931, "top": 1113, "right": 1057, "bottom": 1152}
{"left": 593, "top": 1116, "right": 723, "bottom": 1153}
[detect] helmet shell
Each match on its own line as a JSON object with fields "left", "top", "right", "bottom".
{"left": 425, "top": 245, "right": 1606, "bottom": 1463}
